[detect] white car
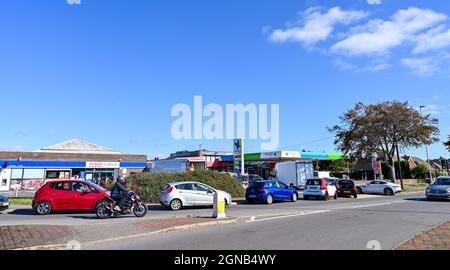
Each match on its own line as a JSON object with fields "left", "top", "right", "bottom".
{"left": 303, "top": 178, "right": 338, "bottom": 201}
{"left": 160, "top": 181, "right": 233, "bottom": 211}
{"left": 357, "top": 181, "right": 402, "bottom": 196}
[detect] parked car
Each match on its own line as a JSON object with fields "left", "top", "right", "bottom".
{"left": 426, "top": 177, "right": 450, "bottom": 201}
{"left": 303, "top": 178, "right": 338, "bottom": 201}
{"left": 337, "top": 179, "right": 358, "bottom": 198}
{"left": 160, "top": 182, "right": 232, "bottom": 211}
{"left": 32, "top": 180, "right": 110, "bottom": 215}
{"left": 0, "top": 194, "right": 10, "bottom": 212}
{"left": 356, "top": 180, "right": 402, "bottom": 196}
{"left": 245, "top": 180, "right": 299, "bottom": 204}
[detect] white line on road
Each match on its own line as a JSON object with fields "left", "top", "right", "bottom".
{"left": 246, "top": 210, "right": 331, "bottom": 223}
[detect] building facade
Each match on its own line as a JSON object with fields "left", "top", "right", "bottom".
{"left": 0, "top": 139, "right": 147, "bottom": 192}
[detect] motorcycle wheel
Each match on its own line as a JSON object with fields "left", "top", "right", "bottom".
{"left": 96, "top": 205, "right": 113, "bottom": 219}
{"left": 132, "top": 202, "right": 148, "bottom": 218}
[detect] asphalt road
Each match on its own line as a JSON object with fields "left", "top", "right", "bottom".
{"left": 84, "top": 193, "right": 450, "bottom": 250}
{"left": 2, "top": 192, "right": 449, "bottom": 250}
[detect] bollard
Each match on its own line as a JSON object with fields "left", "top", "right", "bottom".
{"left": 213, "top": 191, "right": 227, "bottom": 219}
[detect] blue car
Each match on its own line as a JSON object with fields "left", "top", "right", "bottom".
{"left": 245, "top": 180, "right": 299, "bottom": 204}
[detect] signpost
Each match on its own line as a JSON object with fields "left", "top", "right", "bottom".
{"left": 372, "top": 160, "right": 383, "bottom": 180}
{"left": 233, "top": 139, "right": 244, "bottom": 182}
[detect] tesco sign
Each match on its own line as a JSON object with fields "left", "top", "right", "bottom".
{"left": 86, "top": 162, "right": 120, "bottom": 169}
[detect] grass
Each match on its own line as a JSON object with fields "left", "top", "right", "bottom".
{"left": 402, "top": 181, "right": 429, "bottom": 193}
{"left": 10, "top": 198, "right": 33, "bottom": 206}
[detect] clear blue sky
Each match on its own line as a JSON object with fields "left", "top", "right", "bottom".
{"left": 0, "top": 0, "right": 449, "bottom": 159}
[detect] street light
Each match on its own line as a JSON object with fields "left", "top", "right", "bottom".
{"left": 419, "top": 106, "right": 433, "bottom": 182}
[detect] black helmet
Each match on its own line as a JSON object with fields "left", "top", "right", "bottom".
{"left": 117, "top": 176, "right": 125, "bottom": 184}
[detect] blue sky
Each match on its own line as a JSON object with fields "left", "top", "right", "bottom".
{"left": 0, "top": 0, "right": 449, "bottom": 159}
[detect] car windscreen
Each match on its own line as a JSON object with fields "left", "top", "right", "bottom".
{"left": 86, "top": 181, "right": 107, "bottom": 192}
{"left": 338, "top": 180, "right": 354, "bottom": 188}
{"left": 162, "top": 184, "right": 171, "bottom": 191}
{"left": 434, "top": 178, "right": 450, "bottom": 185}
{"left": 249, "top": 182, "right": 265, "bottom": 189}
{"left": 306, "top": 179, "right": 321, "bottom": 186}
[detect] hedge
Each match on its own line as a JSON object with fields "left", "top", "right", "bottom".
{"left": 126, "top": 171, "right": 245, "bottom": 203}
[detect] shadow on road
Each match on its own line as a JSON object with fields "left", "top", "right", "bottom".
{"left": 404, "top": 198, "right": 450, "bottom": 203}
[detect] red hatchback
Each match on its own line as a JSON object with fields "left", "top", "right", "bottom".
{"left": 32, "top": 180, "right": 110, "bottom": 215}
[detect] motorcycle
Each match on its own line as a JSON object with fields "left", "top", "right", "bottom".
{"left": 96, "top": 191, "right": 148, "bottom": 219}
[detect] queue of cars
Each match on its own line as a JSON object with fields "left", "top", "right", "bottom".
{"left": 6, "top": 176, "right": 449, "bottom": 216}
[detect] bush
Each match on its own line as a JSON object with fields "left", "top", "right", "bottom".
{"left": 126, "top": 171, "right": 246, "bottom": 203}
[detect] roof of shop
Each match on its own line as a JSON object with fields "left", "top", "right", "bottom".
{"left": 36, "top": 139, "right": 122, "bottom": 155}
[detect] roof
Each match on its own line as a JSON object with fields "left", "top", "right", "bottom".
{"left": 36, "top": 139, "right": 122, "bottom": 155}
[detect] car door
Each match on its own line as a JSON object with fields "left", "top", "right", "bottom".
{"left": 194, "top": 183, "right": 215, "bottom": 205}
{"left": 51, "top": 182, "right": 76, "bottom": 210}
{"left": 275, "top": 181, "right": 291, "bottom": 200}
{"left": 175, "top": 183, "right": 197, "bottom": 206}
{"left": 71, "top": 182, "right": 101, "bottom": 210}
{"left": 366, "top": 181, "right": 378, "bottom": 193}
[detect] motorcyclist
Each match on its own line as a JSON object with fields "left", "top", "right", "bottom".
{"left": 111, "top": 176, "right": 129, "bottom": 211}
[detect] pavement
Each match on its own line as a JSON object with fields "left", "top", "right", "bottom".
{"left": 1, "top": 192, "right": 450, "bottom": 250}
{"left": 396, "top": 221, "right": 450, "bottom": 250}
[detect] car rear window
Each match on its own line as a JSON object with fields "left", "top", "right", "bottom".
{"left": 306, "top": 179, "right": 321, "bottom": 186}
{"left": 339, "top": 180, "right": 355, "bottom": 188}
{"left": 249, "top": 182, "right": 265, "bottom": 189}
{"left": 162, "top": 184, "right": 171, "bottom": 191}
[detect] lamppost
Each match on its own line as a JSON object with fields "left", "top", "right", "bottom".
{"left": 419, "top": 106, "right": 433, "bottom": 182}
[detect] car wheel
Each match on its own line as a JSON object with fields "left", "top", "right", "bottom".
{"left": 354, "top": 193, "right": 358, "bottom": 199}
{"left": 334, "top": 193, "right": 338, "bottom": 200}
{"left": 35, "top": 201, "right": 52, "bottom": 215}
{"left": 291, "top": 193, "right": 298, "bottom": 202}
{"left": 170, "top": 199, "right": 183, "bottom": 211}
{"left": 266, "top": 194, "right": 274, "bottom": 205}
{"left": 323, "top": 193, "right": 329, "bottom": 201}
{"left": 356, "top": 187, "right": 363, "bottom": 194}
{"left": 384, "top": 188, "right": 394, "bottom": 196}
{"left": 96, "top": 200, "right": 109, "bottom": 209}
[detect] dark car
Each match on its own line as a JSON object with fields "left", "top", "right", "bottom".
{"left": 337, "top": 179, "right": 358, "bottom": 198}
{"left": 245, "top": 180, "right": 299, "bottom": 204}
{"left": 0, "top": 194, "right": 10, "bottom": 212}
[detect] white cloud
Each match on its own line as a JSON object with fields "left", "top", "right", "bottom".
{"left": 413, "top": 25, "right": 450, "bottom": 54}
{"left": 269, "top": 7, "right": 368, "bottom": 47}
{"left": 367, "top": 0, "right": 382, "bottom": 4}
{"left": 401, "top": 57, "right": 440, "bottom": 76}
{"left": 332, "top": 7, "right": 446, "bottom": 56}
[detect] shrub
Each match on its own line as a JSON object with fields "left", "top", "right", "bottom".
{"left": 126, "top": 171, "right": 245, "bottom": 203}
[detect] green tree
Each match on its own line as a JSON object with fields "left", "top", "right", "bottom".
{"left": 411, "top": 164, "right": 430, "bottom": 179}
{"left": 445, "top": 135, "right": 450, "bottom": 152}
{"left": 329, "top": 101, "right": 440, "bottom": 184}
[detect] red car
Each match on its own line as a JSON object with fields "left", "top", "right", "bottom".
{"left": 32, "top": 180, "right": 110, "bottom": 215}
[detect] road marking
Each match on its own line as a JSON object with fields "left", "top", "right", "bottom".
{"left": 334, "top": 200, "right": 406, "bottom": 210}
{"left": 250, "top": 216, "right": 256, "bottom": 221}
{"left": 246, "top": 210, "right": 331, "bottom": 223}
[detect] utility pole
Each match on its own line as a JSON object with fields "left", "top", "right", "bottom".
{"left": 419, "top": 106, "right": 434, "bottom": 182}
{"left": 396, "top": 144, "right": 404, "bottom": 190}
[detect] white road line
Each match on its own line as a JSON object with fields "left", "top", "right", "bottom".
{"left": 250, "top": 216, "right": 256, "bottom": 222}
{"left": 246, "top": 210, "right": 331, "bottom": 223}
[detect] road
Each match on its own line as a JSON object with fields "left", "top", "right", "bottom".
{"left": 2, "top": 192, "right": 449, "bottom": 250}
{"left": 85, "top": 193, "right": 450, "bottom": 250}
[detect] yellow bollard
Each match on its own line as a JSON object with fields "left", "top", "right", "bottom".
{"left": 213, "top": 191, "right": 227, "bottom": 219}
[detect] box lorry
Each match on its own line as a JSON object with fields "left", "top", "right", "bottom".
{"left": 275, "top": 161, "right": 315, "bottom": 189}
{"left": 151, "top": 159, "right": 189, "bottom": 173}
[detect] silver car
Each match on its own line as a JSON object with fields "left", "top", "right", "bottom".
{"left": 160, "top": 181, "right": 233, "bottom": 211}
{"left": 357, "top": 180, "right": 402, "bottom": 195}
{"left": 426, "top": 177, "right": 450, "bottom": 201}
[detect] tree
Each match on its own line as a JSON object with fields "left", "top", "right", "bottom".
{"left": 411, "top": 164, "right": 430, "bottom": 179}
{"left": 445, "top": 135, "right": 450, "bottom": 152}
{"left": 329, "top": 101, "right": 440, "bottom": 184}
